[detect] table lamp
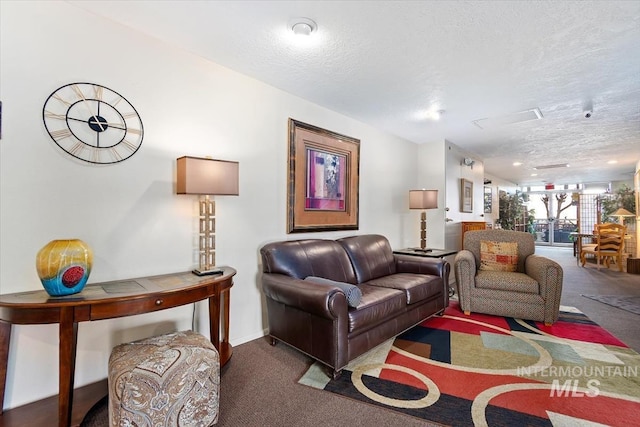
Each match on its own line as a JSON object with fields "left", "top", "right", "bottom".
{"left": 611, "top": 207, "right": 635, "bottom": 225}
{"left": 177, "top": 156, "right": 239, "bottom": 276}
{"left": 409, "top": 189, "right": 438, "bottom": 252}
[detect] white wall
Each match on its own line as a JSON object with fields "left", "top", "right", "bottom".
{"left": 443, "top": 142, "right": 485, "bottom": 251}
{"left": 413, "top": 140, "right": 447, "bottom": 250}
{"left": 0, "top": 1, "right": 420, "bottom": 409}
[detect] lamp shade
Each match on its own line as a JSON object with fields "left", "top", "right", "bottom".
{"left": 611, "top": 207, "right": 635, "bottom": 217}
{"left": 177, "top": 156, "right": 239, "bottom": 195}
{"left": 409, "top": 189, "right": 438, "bottom": 210}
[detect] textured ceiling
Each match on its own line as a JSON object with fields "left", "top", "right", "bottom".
{"left": 69, "top": 0, "right": 640, "bottom": 187}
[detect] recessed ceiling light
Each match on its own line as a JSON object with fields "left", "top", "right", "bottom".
{"left": 607, "top": 160, "right": 618, "bottom": 164}
{"left": 416, "top": 107, "right": 444, "bottom": 121}
{"left": 289, "top": 18, "right": 317, "bottom": 36}
{"left": 531, "top": 173, "right": 538, "bottom": 176}
{"left": 513, "top": 162, "right": 522, "bottom": 166}
{"left": 427, "top": 110, "right": 444, "bottom": 120}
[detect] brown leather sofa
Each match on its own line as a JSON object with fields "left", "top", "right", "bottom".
{"left": 260, "top": 234, "right": 450, "bottom": 377}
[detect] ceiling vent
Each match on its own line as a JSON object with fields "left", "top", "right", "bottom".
{"left": 472, "top": 108, "right": 543, "bottom": 129}
{"left": 533, "top": 163, "right": 570, "bottom": 170}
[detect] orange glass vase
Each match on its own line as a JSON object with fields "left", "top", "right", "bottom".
{"left": 36, "top": 239, "right": 93, "bottom": 296}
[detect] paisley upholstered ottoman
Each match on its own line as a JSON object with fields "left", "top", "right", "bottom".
{"left": 108, "top": 330, "right": 220, "bottom": 426}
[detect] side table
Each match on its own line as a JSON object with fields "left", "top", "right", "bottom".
{"left": 393, "top": 248, "right": 458, "bottom": 296}
{"left": 394, "top": 248, "right": 458, "bottom": 259}
{"left": 628, "top": 258, "right": 640, "bottom": 274}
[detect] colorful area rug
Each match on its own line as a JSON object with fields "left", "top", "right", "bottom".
{"left": 299, "top": 302, "right": 640, "bottom": 426}
{"left": 582, "top": 294, "right": 640, "bottom": 316}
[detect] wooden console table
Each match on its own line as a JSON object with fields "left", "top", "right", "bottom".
{"left": 0, "top": 267, "right": 236, "bottom": 427}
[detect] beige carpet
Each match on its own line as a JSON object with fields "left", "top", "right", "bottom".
{"left": 582, "top": 294, "right": 640, "bottom": 315}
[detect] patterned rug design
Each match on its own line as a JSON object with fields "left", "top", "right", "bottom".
{"left": 299, "top": 302, "right": 640, "bottom": 426}
{"left": 582, "top": 294, "right": 640, "bottom": 316}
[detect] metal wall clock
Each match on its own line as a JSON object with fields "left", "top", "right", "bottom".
{"left": 42, "top": 82, "right": 144, "bottom": 164}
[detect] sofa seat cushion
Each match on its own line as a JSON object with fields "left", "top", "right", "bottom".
{"left": 365, "top": 273, "right": 441, "bottom": 304}
{"left": 347, "top": 284, "right": 406, "bottom": 333}
{"left": 475, "top": 270, "right": 539, "bottom": 294}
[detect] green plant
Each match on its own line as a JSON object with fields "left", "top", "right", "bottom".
{"left": 498, "top": 190, "right": 534, "bottom": 234}
{"left": 526, "top": 208, "right": 536, "bottom": 234}
{"left": 599, "top": 184, "right": 636, "bottom": 224}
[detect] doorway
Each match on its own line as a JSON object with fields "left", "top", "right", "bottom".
{"left": 525, "top": 191, "right": 578, "bottom": 246}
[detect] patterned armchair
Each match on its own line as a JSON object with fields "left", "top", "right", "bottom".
{"left": 453, "top": 229, "right": 563, "bottom": 325}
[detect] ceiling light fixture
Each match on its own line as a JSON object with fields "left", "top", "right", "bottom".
{"left": 472, "top": 108, "right": 543, "bottom": 129}
{"left": 290, "top": 18, "right": 317, "bottom": 36}
{"left": 533, "top": 163, "right": 569, "bottom": 170}
{"left": 422, "top": 108, "right": 444, "bottom": 121}
{"left": 513, "top": 162, "right": 522, "bottom": 166}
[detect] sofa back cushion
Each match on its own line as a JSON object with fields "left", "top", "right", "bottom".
{"left": 260, "top": 239, "right": 357, "bottom": 283}
{"left": 337, "top": 234, "right": 397, "bottom": 283}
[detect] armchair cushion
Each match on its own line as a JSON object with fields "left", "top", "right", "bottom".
{"left": 479, "top": 240, "right": 519, "bottom": 272}
{"left": 305, "top": 276, "right": 362, "bottom": 307}
{"left": 475, "top": 271, "right": 539, "bottom": 294}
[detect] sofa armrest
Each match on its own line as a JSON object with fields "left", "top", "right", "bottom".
{"left": 262, "top": 273, "right": 348, "bottom": 319}
{"left": 394, "top": 254, "right": 446, "bottom": 277}
{"left": 395, "top": 255, "right": 450, "bottom": 307}
{"left": 525, "top": 254, "right": 563, "bottom": 323}
{"left": 453, "top": 250, "right": 476, "bottom": 311}
{"left": 525, "top": 255, "right": 563, "bottom": 298}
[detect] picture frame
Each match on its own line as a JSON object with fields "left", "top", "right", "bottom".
{"left": 287, "top": 118, "right": 360, "bottom": 233}
{"left": 461, "top": 178, "right": 473, "bottom": 213}
{"left": 484, "top": 185, "right": 492, "bottom": 213}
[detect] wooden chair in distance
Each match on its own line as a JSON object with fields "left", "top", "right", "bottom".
{"left": 580, "top": 223, "right": 627, "bottom": 271}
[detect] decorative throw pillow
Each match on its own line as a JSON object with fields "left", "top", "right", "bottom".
{"left": 479, "top": 240, "right": 519, "bottom": 272}
{"left": 304, "top": 276, "right": 362, "bottom": 307}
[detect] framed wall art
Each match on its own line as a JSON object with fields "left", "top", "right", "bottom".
{"left": 461, "top": 178, "right": 473, "bottom": 213}
{"left": 484, "top": 185, "right": 492, "bottom": 213}
{"left": 287, "top": 118, "right": 360, "bottom": 233}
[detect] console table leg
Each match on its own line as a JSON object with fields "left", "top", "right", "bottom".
{"left": 0, "top": 320, "right": 10, "bottom": 414}
{"left": 209, "top": 292, "right": 221, "bottom": 354}
{"left": 222, "top": 288, "right": 230, "bottom": 348}
{"left": 59, "top": 307, "right": 78, "bottom": 427}
{"left": 208, "top": 289, "right": 232, "bottom": 367}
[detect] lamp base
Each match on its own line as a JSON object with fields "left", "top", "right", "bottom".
{"left": 192, "top": 267, "right": 224, "bottom": 276}
{"left": 413, "top": 248, "right": 433, "bottom": 253}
